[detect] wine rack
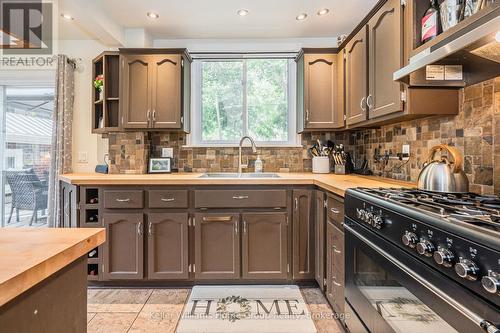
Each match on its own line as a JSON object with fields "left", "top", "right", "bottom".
{"left": 79, "top": 186, "right": 102, "bottom": 281}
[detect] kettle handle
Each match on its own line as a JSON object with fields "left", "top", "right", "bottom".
{"left": 427, "top": 144, "right": 463, "bottom": 174}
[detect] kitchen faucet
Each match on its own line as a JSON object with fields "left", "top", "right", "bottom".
{"left": 238, "top": 136, "right": 257, "bottom": 174}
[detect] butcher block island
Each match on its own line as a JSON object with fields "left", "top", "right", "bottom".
{"left": 0, "top": 228, "right": 105, "bottom": 333}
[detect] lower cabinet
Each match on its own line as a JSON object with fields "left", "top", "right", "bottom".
{"left": 147, "top": 212, "right": 189, "bottom": 279}
{"left": 326, "top": 221, "right": 345, "bottom": 315}
{"left": 293, "top": 189, "right": 315, "bottom": 280}
{"left": 241, "top": 212, "right": 288, "bottom": 280}
{"left": 194, "top": 213, "right": 240, "bottom": 280}
{"left": 102, "top": 212, "right": 144, "bottom": 280}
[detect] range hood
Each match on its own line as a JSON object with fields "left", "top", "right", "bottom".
{"left": 394, "top": 4, "right": 500, "bottom": 87}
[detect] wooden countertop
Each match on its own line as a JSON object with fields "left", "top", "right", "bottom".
{"left": 60, "top": 172, "right": 413, "bottom": 196}
{"left": 0, "top": 228, "right": 105, "bottom": 307}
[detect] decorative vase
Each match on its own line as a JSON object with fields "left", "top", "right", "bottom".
{"left": 99, "top": 89, "right": 103, "bottom": 101}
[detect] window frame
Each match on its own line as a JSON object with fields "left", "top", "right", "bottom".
{"left": 189, "top": 57, "right": 299, "bottom": 147}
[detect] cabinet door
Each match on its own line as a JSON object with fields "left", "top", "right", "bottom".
{"left": 325, "top": 221, "right": 335, "bottom": 305}
{"left": 326, "top": 222, "right": 345, "bottom": 314}
{"left": 314, "top": 191, "right": 326, "bottom": 291}
{"left": 121, "top": 55, "right": 152, "bottom": 129}
{"left": 151, "top": 54, "right": 182, "bottom": 129}
{"left": 292, "top": 189, "right": 314, "bottom": 280}
{"left": 241, "top": 212, "right": 288, "bottom": 280}
{"left": 304, "top": 54, "right": 341, "bottom": 129}
{"left": 345, "top": 27, "right": 368, "bottom": 126}
{"left": 60, "top": 182, "right": 79, "bottom": 228}
{"left": 368, "top": 0, "right": 404, "bottom": 118}
{"left": 194, "top": 213, "right": 240, "bottom": 280}
{"left": 147, "top": 212, "right": 189, "bottom": 280}
{"left": 336, "top": 50, "right": 345, "bottom": 128}
{"left": 102, "top": 212, "right": 144, "bottom": 280}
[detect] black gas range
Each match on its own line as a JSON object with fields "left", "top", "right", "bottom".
{"left": 343, "top": 187, "right": 500, "bottom": 333}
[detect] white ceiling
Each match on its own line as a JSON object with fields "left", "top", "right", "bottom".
{"left": 95, "top": 0, "right": 377, "bottom": 39}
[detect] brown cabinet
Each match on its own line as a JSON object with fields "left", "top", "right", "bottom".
{"left": 367, "top": 0, "right": 404, "bottom": 119}
{"left": 194, "top": 213, "right": 240, "bottom": 280}
{"left": 120, "top": 49, "right": 191, "bottom": 131}
{"left": 241, "top": 213, "right": 288, "bottom": 280}
{"left": 314, "top": 190, "right": 326, "bottom": 291}
{"left": 102, "top": 212, "right": 144, "bottom": 280}
{"left": 147, "top": 212, "right": 189, "bottom": 279}
{"left": 292, "top": 189, "right": 314, "bottom": 280}
{"left": 345, "top": 27, "right": 368, "bottom": 126}
{"left": 296, "top": 50, "right": 343, "bottom": 132}
{"left": 326, "top": 221, "right": 345, "bottom": 315}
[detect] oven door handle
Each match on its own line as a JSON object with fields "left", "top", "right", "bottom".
{"left": 344, "top": 224, "right": 500, "bottom": 333}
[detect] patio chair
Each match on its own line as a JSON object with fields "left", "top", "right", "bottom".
{"left": 5, "top": 169, "right": 49, "bottom": 226}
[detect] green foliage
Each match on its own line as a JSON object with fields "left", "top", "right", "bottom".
{"left": 201, "top": 59, "right": 288, "bottom": 142}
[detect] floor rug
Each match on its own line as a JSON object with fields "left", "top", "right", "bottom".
{"left": 176, "top": 285, "right": 317, "bottom": 333}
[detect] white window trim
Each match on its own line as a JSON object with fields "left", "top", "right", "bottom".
{"left": 187, "top": 57, "right": 299, "bottom": 148}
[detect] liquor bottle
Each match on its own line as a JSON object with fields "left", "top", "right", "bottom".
{"left": 421, "top": 0, "right": 442, "bottom": 44}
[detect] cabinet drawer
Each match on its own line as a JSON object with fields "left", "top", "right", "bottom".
{"left": 103, "top": 190, "right": 144, "bottom": 209}
{"left": 327, "top": 194, "right": 344, "bottom": 228}
{"left": 195, "top": 190, "right": 286, "bottom": 208}
{"left": 148, "top": 190, "right": 188, "bottom": 208}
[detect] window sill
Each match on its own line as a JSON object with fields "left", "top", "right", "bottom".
{"left": 182, "top": 144, "right": 304, "bottom": 149}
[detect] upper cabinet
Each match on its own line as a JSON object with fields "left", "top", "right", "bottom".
{"left": 367, "top": 0, "right": 404, "bottom": 119}
{"left": 296, "top": 50, "right": 343, "bottom": 132}
{"left": 120, "top": 49, "right": 191, "bottom": 132}
{"left": 345, "top": 28, "right": 368, "bottom": 126}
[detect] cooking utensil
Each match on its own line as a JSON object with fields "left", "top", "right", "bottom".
{"left": 417, "top": 144, "right": 469, "bottom": 193}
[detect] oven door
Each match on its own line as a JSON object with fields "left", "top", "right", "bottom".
{"left": 344, "top": 217, "right": 500, "bottom": 333}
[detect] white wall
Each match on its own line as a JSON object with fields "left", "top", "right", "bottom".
{"left": 59, "top": 40, "right": 116, "bottom": 172}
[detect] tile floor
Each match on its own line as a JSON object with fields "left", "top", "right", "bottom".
{"left": 87, "top": 287, "right": 343, "bottom": 333}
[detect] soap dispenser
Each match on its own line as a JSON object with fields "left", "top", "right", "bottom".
{"left": 255, "top": 155, "right": 263, "bottom": 173}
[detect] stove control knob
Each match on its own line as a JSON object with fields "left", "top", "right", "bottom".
{"left": 433, "top": 248, "right": 454, "bottom": 267}
{"left": 455, "top": 259, "right": 479, "bottom": 281}
{"left": 372, "top": 215, "right": 384, "bottom": 229}
{"left": 366, "top": 212, "right": 374, "bottom": 225}
{"left": 356, "top": 208, "right": 364, "bottom": 219}
{"left": 416, "top": 240, "right": 435, "bottom": 257}
{"left": 402, "top": 232, "right": 418, "bottom": 248}
{"left": 481, "top": 271, "right": 500, "bottom": 295}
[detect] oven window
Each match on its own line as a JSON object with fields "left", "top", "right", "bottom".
{"left": 355, "top": 248, "right": 458, "bottom": 333}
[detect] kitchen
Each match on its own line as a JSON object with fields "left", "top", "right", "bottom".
{"left": 0, "top": 0, "right": 499, "bottom": 332}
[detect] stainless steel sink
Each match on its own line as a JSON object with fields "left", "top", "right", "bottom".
{"left": 199, "top": 173, "right": 280, "bottom": 178}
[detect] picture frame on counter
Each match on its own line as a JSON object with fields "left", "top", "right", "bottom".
{"left": 148, "top": 157, "right": 172, "bottom": 174}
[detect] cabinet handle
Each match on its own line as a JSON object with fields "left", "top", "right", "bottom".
{"left": 202, "top": 216, "right": 233, "bottom": 222}
{"left": 243, "top": 221, "right": 247, "bottom": 234}
{"left": 332, "top": 277, "right": 342, "bottom": 287}
{"left": 232, "top": 195, "right": 249, "bottom": 200}
{"left": 235, "top": 221, "right": 238, "bottom": 234}
{"left": 148, "top": 221, "right": 153, "bottom": 236}
{"left": 137, "top": 221, "right": 143, "bottom": 236}
{"left": 146, "top": 110, "right": 151, "bottom": 122}
{"left": 333, "top": 245, "right": 342, "bottom": 254}
{"left": 115, "top": 198, "right": 130, "bottom": 202}
{"left": 152, "top": 109, "right": 156, "bottom": 122}
{"left": 294, "top": 197, "right": 298, "bottom": 211}
{"left": 360, "top": 97, "right": 367, "bottom": 112}
{"left": 160, "top": 197, "right": 175, "bottom": 202}
{"left": 330, "top": 208, "right": 340, "bottom": 214}
{"left": 305, "top": 109, "right": 309, "bottom": 122}
{"left": 366, "top": 94, "right": 374, "bottom": 110}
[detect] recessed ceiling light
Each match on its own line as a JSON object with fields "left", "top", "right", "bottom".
{"left": 296, "top": 13, "right": 308, "bottom": 21}
{"left": 61, "top": 13, "right": 74, "bottom": 20}
{"left": 237, "top": 9, "right": 249, "bottom": 16}
{"left": 317, "top": 8, "right": 330, "bottom": 16}
{"left": 147, "top": 12, "right": 159, "bottom": 19}
{"left": 496, "top": 30, "right": 500, "bottom": 42}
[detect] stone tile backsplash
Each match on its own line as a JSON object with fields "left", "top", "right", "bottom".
{"left": 106, "top": 77, "right": 499, "bottom": 195}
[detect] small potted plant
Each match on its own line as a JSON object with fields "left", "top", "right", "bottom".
{"left": 93, "top": 74, "right": 104, "bottom": 101}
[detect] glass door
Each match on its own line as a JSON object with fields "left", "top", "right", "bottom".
{"left": 0, "top": 85, "right": 54, "bottom": 227}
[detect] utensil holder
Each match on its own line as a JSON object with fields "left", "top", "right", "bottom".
{"left": 312, "top": 156, "right": 330, "bottom": 174}
{"left": 335, "top": 164, "right": 346, "bottom": 175}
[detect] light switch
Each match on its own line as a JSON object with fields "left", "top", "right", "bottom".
{"left": 78, "top": 151, "right": 88, "bottom": 163}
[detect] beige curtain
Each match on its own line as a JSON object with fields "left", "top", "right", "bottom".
{"left": 47, "top": 55, "right": 75, "bottom": 227}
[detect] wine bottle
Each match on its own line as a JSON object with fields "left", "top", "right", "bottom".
{"left": 421, "top": 0, "right": 442, "bottom": 44}
{"left": 89, "top": 197, "right": 99, "bottom": 204}
{"left": 88, "top": 214, "right": 98, "bottom": 222}
{"left": 88, "top": 249, "right": 97, "bottom": 258}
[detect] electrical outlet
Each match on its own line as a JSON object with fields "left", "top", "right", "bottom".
{"left": 162, "top": 148, "right": 174, "bottom": 158}
{"left": 77, "top": 151, "right": 88, "bottom": 163}
{"left": 402, "top": 144, "right": 410, "bottom": 160}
